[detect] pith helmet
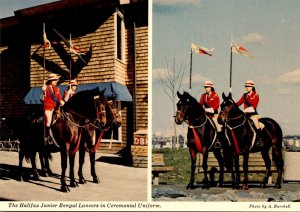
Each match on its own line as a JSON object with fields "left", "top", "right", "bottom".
{"left": 203, "top": 80, "right": 214, "bottom": 88}
{"left": 69, "top": 80, "right": 78, "bottom": 86}
{"left": 46, "top": 73, "right": 60, "bottom": 83}
{"left": 244, "top": 80, "right": 255, "bottom": 87}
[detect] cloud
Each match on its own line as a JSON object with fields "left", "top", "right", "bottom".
{"left": 152, "top": 68, "right": 166, "bottom": 82}
{"left": 242, "top": 33, "right": 265, "bottom": 44}
{"left": 272, "top": 69, "right": 300, "bottom": 84}
{"left": 153, "top": 0, "right": 201, "bottom": 6}
{"left": 182, "top": 73, "right": 210, "bottom": 85}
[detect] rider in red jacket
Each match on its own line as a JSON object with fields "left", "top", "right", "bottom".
{"left": 42, "top": 73, "right": 65, "bottom": 142}
{"left": 236, "top": 80, "right": 262, "bottom": 146}
{"left": 199, "top": 81, "right": 222, "bottom": 148}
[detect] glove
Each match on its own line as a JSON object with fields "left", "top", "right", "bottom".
{"left": 205, "top": 107, "right": 214, "bottom": 113}
{"left": 42, "top": 84, "right": 47, "bottom": 91}
{"left": 60, "top": 100, "right": 65, "bottom": 106}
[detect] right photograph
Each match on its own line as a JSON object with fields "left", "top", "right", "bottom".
{"left": 152, "top": 0, "right": 300, "bottom": 202}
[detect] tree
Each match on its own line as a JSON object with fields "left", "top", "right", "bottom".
{"left": 159, "top": 57, "right": 186, "bottom": 148}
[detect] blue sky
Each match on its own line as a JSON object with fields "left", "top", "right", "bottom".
{"left": 152, "top": 0, "right": 300, "bottom": 136}
{"left": 0, "top": 0, "right": 56, "bottom": 18}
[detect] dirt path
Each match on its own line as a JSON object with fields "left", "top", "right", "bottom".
{"left": 0, "top": 151, "right": 147, "bottom": 201}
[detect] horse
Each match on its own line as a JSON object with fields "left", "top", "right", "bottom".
{"left": 218, "top": 92, "right": 284, "bottom": 189}
{"left": 77, "top": 96, "right": 119, "bottom": 184}
{"left": 4, "top": 109, "right": 54, "bottom": 181}
{"left": 50, "top": 88, "right": 108, "bottom": 192}
{"left": 175, "top": 91, "right": 229, "bottom": 189}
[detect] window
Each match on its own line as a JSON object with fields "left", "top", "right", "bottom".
{"left": 101, "top": 101, "right": 122, "bottom": 143}
{"left": 115, "top": 10, "right": 125, "bottom": 61}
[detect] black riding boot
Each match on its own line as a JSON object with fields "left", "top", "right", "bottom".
{"left": 256, "top": 129, "right": 263, "bottom": 147}
{"left": 45, "top": 127, "right": 51, "bottom": 144}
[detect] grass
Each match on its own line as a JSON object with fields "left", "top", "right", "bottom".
{"left": 153, "top": 148, "right": 277, "bottom": 185}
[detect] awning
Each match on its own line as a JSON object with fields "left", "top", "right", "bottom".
{"left": 23, "top": 82, "right": 133, "bottom": 104}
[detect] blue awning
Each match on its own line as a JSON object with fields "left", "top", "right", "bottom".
{"left": 23, "top": 82, "right": 133, "bottom": 104}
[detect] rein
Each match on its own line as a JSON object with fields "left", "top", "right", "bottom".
{"left": 221, "top": 102, "right": 247, "bottom": 155}
{"left": 61, "top": 109, "right": 89, "bottom": 128}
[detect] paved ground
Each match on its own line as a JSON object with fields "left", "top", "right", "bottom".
{"left": 0, "top": 151, "right": 147, "bottom": 201}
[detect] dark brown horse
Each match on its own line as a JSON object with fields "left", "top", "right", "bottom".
{"left": 218, "top": 92, "right": 284, "bottom": 189}
{"left": 77, "top": 97, "right": 120, "bottom": 184}
{"left": 175, "top": 91, "right": 229, "bottom": 189}
{"left": 49, "top": 88, "right": 108, "bottom": 192}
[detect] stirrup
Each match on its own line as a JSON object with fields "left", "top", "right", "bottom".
{"left": 45, "top": 136, "right": 53, "bottom": 145}
{"left": 214, "top": 141, "right": 221, "bottom": 149}
{"left": 256, "top": 138, "right": 263, "bottom": 147}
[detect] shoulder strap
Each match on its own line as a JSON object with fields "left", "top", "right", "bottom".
{"left": 47, "top": 87, "right": 59, "bottom": 103}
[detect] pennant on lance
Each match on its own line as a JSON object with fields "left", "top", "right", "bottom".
{"left": 231, "top": 41, "right": 254, "bottom": 58}
{"left": 191, "top": 43, "right": 214, "bottom": 56}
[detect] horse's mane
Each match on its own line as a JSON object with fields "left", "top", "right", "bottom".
{"left": 182, "top": 91, "right": 204, "bottom": 112}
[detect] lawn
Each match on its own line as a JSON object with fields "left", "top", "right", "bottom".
{"left": 152, "top": 148, "right": 272, "bottom": 185}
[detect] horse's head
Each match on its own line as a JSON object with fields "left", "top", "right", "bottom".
{"left": 175, "top": 91, "right": 204, "bottom": 125}
{"left": 63, "top": 88, "right": 107, "bottom": 128}
{"left": 218, "top": 92, "right": 243, "bottom": 125}
{"left": 108, "top": 98, "right": 122, "bottom": 127}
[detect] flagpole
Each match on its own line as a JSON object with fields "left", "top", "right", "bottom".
{"left": 189, "top": 48, "right": 193, "bottom": 92}
{"left": 69, "top": 33, "right": 72, "bottom": 82}
{"left": 43, "top": 23, "right": 46, "bottom": 83}
{"left": 229, "top": 45, "right": 233, "bottom": 93}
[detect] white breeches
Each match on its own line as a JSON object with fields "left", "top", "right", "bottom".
{"left": 250, "top": 115, "right": 260, "bottom": 130}
{"left": 205, "top": 107, "right": 214, "bottom": 114}
{"left": 212, "top": 115, "right": 222, "bottom": 132}
{"left": 45, "top": 109, "right": 54, "bottom": 127}
{"left": 243, "top": 106, "right": 255, "bottom": 113}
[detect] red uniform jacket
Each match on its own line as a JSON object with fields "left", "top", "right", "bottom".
{"left": 44, "top": 85, "right": 63, "bottom": 110}
{"left": 236, "top": 91, "right": 259, "bottom": 109}
{"left": 199, "top": 91, "right": 220, "bottom": 114}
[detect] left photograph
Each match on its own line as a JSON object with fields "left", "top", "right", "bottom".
{"left": 0, "top": 0, "right": 148, "bottom": 201}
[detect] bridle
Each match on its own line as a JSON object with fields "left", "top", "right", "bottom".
{"left": 220, "top": 100, "right": 246, "bottom": 129}
{"left": 62, "top": 96, "right": 107, "bottom": 129}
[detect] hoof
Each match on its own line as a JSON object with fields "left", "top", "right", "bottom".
{"left": 79, "top": 177, "right": 86, "bottom": 184}
{"left": 274, "top": 183, "right": 281, "bottom": 189}
{"left": 241, "top": 184, "right": 249, "bottom": 190}
{"left": 70, "top": 180, "right": 78, "bottom": 187}
{"left": 47, "top": 169, "right": 54, "bottom": 176}
{"left": 186, "top": 183, "right": 195, "bottom": 190}
{"left": 61, "top": 185, "right": 70, "bottom": 192}
{"left": 93, "top": 177, "right": 100, "bottom": 184}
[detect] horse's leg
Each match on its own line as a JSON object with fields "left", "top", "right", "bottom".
{"left": 187, "top": 148, "right": 197, "bottom": 189}
{"left": 202, "top": 149, "right": 209, "bottom": 189}
{"left": 78, "top": 142, "right": 86, "bottom": 184}
{"left": 45, "top": 152, "right": 53, "bottom": 176}
{"left": 213, "top": 149, "right": 224, "bottom": 187}
{"left": 18, "top": 148, "right": 25, "bottom": 181}
{"left": 261, "top": 149, "right": 272, "bottom": 188}
{"left": 30, "top": 152, "right": 39, "bottom": 181}
{"left": 69, "top": 153, "right": 78, "bottom": 187}
{"left": 90, "top": 151, "right": 100, "bottom": 183}
{"left": 60, "top": 149, "right": 70, "bottom": 192}
{"left": 272, "top": 145, "right": 283, "bottom": 189}
{"left": 38, "top": 151, "right": 47, "bottom": 177}
{"left": 241, "top": 153, "right": 249, "bottom": 190}
{"left": 233, "top": 153, "right": 240, "bottom": 189}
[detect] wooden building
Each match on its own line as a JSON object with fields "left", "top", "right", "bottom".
{"left": 0, "top": 0, "right": 148, "bottom": 156}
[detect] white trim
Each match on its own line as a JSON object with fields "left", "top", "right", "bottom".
{"left": 114, "top": 9, "right": 125, "bottom": 62}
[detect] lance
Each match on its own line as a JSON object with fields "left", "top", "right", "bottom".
{"left": 189, "top": 48, "right": 193, "bottom": 92}
{"left": 43, "top": 23, "right": 46, "bottom": 84}
{"left": 69, "top": 33, "right": 72, "bottom": 81}
{"left": 229, "top": 45, "right": 233, "bottom": 93}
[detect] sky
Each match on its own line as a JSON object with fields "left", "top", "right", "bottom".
{"left": 152, "top": 0, "right": 300, "bottom": 136}
{"left": 0, "top": 0, "right": 58, "bottom": 18}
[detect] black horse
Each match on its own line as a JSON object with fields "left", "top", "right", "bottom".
{"left": 175, "top": 91, "right": 229, "bottom": 189}
{"left": 218, "top": 92, "right": 284, "bottom": 189}
{"left": 4, "top": 108, "right": 54, "bottom": 181}
{"left": 50, "top": 88, "right": 108, "bottom": 192}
